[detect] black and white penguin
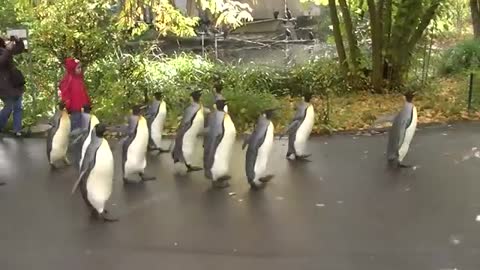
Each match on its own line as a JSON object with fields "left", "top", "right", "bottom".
{"left": 387, "top": 92, "right": 418, "bottom": 168}
{"left": 204, "top": 100, "right": 236, "bottom": 188}
{"left": 46, "top": 102, "right": 71, "bottom": 169}
{"left": 242, "top": 109, "right": 276, "bottom": 189}
{"left": 213, "top": 82, "right": 228, "bottom": 113}
{"left": 172, "top": 90, "right": 205, "bottom": 172}
{"left": 284, "top": 93, "right": 315, "bottom": 161}
{"left": 72, "top": 105, "right": 100, "bottom": 170}
{"left": 146, "top": 92, "right": 168, "bottom": 153}
{"left": 122, "top": 105, "right": 156, "bottom": 183}
{"left": 71, "top": 123, "right": 117, "bottom": 222}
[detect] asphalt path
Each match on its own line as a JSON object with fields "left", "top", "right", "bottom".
{"left": 2, "top": 123, "right": 480, "bottom": 270}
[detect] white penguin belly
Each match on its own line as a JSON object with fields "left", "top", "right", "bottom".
{"left": 294, "top": 106, "right": 315, "bottom": 155}
{"left": 211, "top": 115, "right": 236, "bottom": 180}
{"left": 254, "top": 122, "right": 274, "bottom": 182}
{"left": 151, "top": 102, "right": 167, "bottom": 147}
{"left": 50, "top": 116, "right": 71, "bottom": 163}
{"left": 87, "top": 139, "right": 114, "bottom": 214}
{"left": 80, "top": 116, "right": 99, "bottom": 168}
{"left": 182, "top": 109, "right": 204, "bottom": 164}
{"left": 125, "top": 118, "right": 149, "bottom": 176}
{"left": 398, "top": 106, "right": 417, "bottom": 162}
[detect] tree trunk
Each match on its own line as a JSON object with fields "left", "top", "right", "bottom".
{"left": 328, "top": 0, "right": 349, "bottom": 76}
{"left": 367, "top": 0, "right": 384, "bottom": 93}
{"left": 390, "top": 1, "right": 441, "bottom": 84}
{"left": 383, "top": 0, "right": 393, "bottom": 81}
{"left": 384, "top": 0, "right": 392, "bottom": 45}
{"left": 471, "top": 0, "right": 480, "bottom": 39}
{"left": 186, "top": 0, "right": 196, "bottom": 16}
{"left": 338, "top": 0, "right": 361, "bottom": 73}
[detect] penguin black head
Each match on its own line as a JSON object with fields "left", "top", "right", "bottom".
{"left": 405, "top": 92, "right": 415, "bottom": 103}
{"left": 82, "top": 104, "right": 92, "bottom": 114}
{"left": 214, "top": 82, "right": 223, "bottom": 94}
{"left": 191, "top": 90, "right": 202, "bottom": 102}
{"left": 215, "top": 99, "right": 227, "bottom": 111}
{"left": 58, "top": 101, "right": 66, "bottom": 111}
{"left": 132, "top": 105, "right": 142, "bottom": 116}
{"left": 154, "top": 92, "right": 162, "bottom": 101}
{"left": 263, "top": 108, "right": 277, "bottom": 120}
{"left": 304, "top": 93, "right": 313, "bottom": 103}
{"left": 95, "top": 123, "right": 108, "bottom": 138}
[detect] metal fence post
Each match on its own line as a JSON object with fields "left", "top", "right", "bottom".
{"left": 468, "top": 72, "right": 474, "bottom": 111}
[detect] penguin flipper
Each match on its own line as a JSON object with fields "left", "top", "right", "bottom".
{"left": 242, "top": 135, "right": 250, "bottom": 150}
{"left": 73, "top": 135, "right": 102, "bottom": 194}
{"left": 71, "top": 171, "right": 87, "bottom": 195}
{"left": 387, "top": 108, "right": 410, "bottom": 159}
{"left": 283, "top": 120, "right": 301, "bottom": 139}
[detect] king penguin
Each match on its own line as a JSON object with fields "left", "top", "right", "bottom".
{"left": 71, "top": 123, "right": 117, "bottom": 222}
{"left": 122, "top": 105, "right": 156, "bottom": 183}
{"left": 387, "top": 92, "right": 417, "bottom": 168}
{"left": 74, "top": 105, "right": 100, "bottom": 170}
{"left": 46, "top": 102, "right": 71, "bottom": 169}
{"left": 204, "top": 100, "right": 236, "bottom": 188}
{"left": 172, "top": 90, "right": 205, "bottom": 172}
{"left": 213, "top": 82, "right": 228, "bottom": 113}
{"left": 242, "top": 109, "right": 276, "bottom": 189}
{"left": 146, "top": 92, "right": 168, "bottom": 153}
{"left": 283, "top": 93, "right": 315, "bottom": 160}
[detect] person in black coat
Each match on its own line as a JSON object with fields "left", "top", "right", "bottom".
{"left": 0, "top": 36, "right": 25, "bottom": 137}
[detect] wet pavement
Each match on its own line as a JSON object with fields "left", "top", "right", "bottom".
{"left": 2, "top": 123, "right": 480, "bottom": 269}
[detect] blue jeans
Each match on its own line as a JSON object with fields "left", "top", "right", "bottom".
{"left": 0, "top": 95, "right": 22, "bottom": 133}
{"left": 70, "top": 111, "right": 82, "bottom": 131}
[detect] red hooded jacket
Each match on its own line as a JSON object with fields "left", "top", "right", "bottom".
{"left": 59, "top": 58, "right": 90, "bottom": 112}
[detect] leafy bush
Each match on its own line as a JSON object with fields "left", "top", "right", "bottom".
{"left": 15, "top": 50, "right": 366, "bottom": 133}
{"left": 439, "top": 39, "right": 480, "bottom": 75}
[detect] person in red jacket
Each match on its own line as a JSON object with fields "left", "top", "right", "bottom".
{"left": 59, "top": 58, "right": 91, "bottom": 130}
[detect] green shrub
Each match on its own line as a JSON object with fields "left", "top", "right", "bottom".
{"left": 439, "top": 39, "right": 480, "bottom": 75}
{"left": 14, "top": 50, "right": 360, "bottom": 133}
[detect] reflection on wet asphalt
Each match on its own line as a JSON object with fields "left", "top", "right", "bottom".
{"left": 2, "top": 123, "right": 480, "bottom": 269}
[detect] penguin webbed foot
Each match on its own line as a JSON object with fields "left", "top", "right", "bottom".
{"left": 186, "top": 164, "right": 203, "bottom": 172}
{"left": 91, "top": 209, "right": 118, "bottom": 222}
{"left": 0, "top": 181, "right": 6, "bottom": 186}
{"left": 295, "top": 154, "right": 312, "bottom": 162}
{"left": 249, "top": 182, "right": 266, "bottom": 190}
{"left": 123, "top": 178, "right": 135, "bottom": 185}
{"left": 49, "top": 163, "right": 58, "bottom": 170}
{"left": 101, "top": 211, "right": 119, "bottom": 222}
{"left": 259, "top": 175, "right": 274, "bottom": 183}
{"left": 398, "top": 163, "right": 413, "bottom": 169}
{"left": 139, "top": 173, "right": 156, "bottom": 182}
{"left": 155, "top": 148, "right": 170, "bottom": 155}
{"left": 249, "top": 178, "right": 267, "bottom": 190}
{"left": 212, "top": 177, "right": 230, "bottom": 189}
{"left": 63, "top": 157, "right": 71, "bottom": 166}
